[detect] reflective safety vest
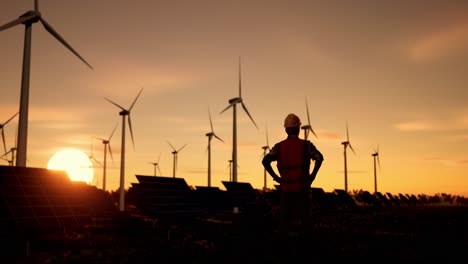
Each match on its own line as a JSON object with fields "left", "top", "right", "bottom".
{"left": 276, "top": 137, "right": 311, "bottom": 192}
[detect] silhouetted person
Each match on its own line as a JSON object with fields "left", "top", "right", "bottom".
{"left": 262, "top": 113, "right": 323, "bottom": 237}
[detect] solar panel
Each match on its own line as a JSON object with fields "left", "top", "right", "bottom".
{"left": 194, "top": 186, "right": 230, "bottom": 213}
{"left": 127, "top": 175, "right": 202, "bottom": 222}
{"left": 310, "top": 187, "right": 330, "bottom": 209}
{"left": 222, "top": 181, "right": 258, "bottom": 209}
{"left": 0, "top": 165, "right": 98, "bottom": 233}
{"left": 333, "top": 189, "right": 357, "bottom": 209}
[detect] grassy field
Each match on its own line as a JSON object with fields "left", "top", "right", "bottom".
{"left": 4, "top": 204, "right": 467, "bottom": 263}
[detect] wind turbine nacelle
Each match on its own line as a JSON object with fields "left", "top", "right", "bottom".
{"left": 20, "top": 11, "right": 40, "bottom": 23}
{"left": 228, "top": 97, "right": 242, "bottom": 104}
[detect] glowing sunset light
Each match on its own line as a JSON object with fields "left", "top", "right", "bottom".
{"left": 47, "top": 148, "right": 94, "bottom": 184}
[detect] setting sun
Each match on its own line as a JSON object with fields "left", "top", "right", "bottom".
{"left": 47, "top": 148, "right": 94, "bottom": 184}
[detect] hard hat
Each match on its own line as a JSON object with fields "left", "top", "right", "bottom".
{"left": 284, "top": 113, "right": 301, "bottom": 128}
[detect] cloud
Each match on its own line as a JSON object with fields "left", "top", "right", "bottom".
{"left": 394, "top": 121, "right": 433, "bottom": 132}
{"left": 409, "top": 18, "right": 468, "bottom": 62}
{"left": 336, "top": 170, "right": 367, "bottom": 174}
{"left": 423, "top": 156, "right": 468, "bottom": 166}
{"left": 23, "top": 106, "right": 91, "bottom": 131}
{"left": 317, "top": 130, "right": 342, "bottom": 140}
{"left": 395, "top": 109, "right": 468, "bottom": 133}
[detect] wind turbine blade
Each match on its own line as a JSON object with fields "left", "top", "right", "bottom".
{"left": 39, "top": 18, "right": 93, "bottom": 69}
{"left": 129, "top": 87, "right": 144, "bottom": 111}
{"left": 105, "top": 98, "right": 126, "bottom": 111}
{"left": 346, "top": 122, "right": 350, "bottom": 142}
{"left": 241, "top": 102, "right": 258, "bottom": 129}
{"left": 93, "top": 158, "right": 103, "bottom": 166}
{"left": 109, "top": 123, "right": 118, "bottom": 141}
{"left": 266, "top": 126, "right": 270, "bottom": 146}
{"left": 377, "top": 145, "right": 381, "bottom": 170}
{"left": 178, "top": 144, "right": 188, "bottom": 152}
{"left": 0, "top": 149, "right": 11, "bottom": 159}
{"left": 0, "top": 14, "right": 37, "bottom": 31}
{"left": 306, "top": 98, "right": 311, "bottom": 126}
{"left": 310, "top": 128, "right": 318, "bottom": 138}
{"left": 349, "top": 143, "right": 356, "bottom": 155}
{"left": 238, "top": 56, "right": 242, "bottom": 97}
{"left": 219, "top": 103, "right": 233, "bottom": 115}
{"left": 3, "top": 112, "right": 19, "bottom": 125}
{"left": 167, "top": 141, "right": 176, "bottom": 151}
{"left": 128, "top": 115, "right": 135, "bottom": 150}
{"left": 35, "top": 0, "right": 39, "bottom": 11}
{"left": 209, "top": 108, "right": 214, "bottom": 132}
{"left": 1, "top": 130, "right": 6, "bottom": 154}
{"left": 157, "top": 165, "right": 162, "bottom": 175}
{"left": 107, "top": 144, "right": 114, "bottom": 162}
{"left": 214, "top": 134, "right": 224, "bottom": 143}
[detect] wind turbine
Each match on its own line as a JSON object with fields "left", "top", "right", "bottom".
{"left": 0, "top": 112, "right": 19, "bottom": 154}
{"left": 372, "top": 145, "right": 381, "bottom": 194}
{"left": 341, "top": 121, "right": 356, "bottom": 192}
{"left": 220, "top": 56, "right": 258, "bottom": 182}
{"left": 261, "top": 125, "right": 271, "bottom": 192}
{"left": 86, "top": 142, "right": 102, "bottom": 187}
{"left": 0, "top": 144, "right": 16, "bottom": 166}
{"left": 0, "top": 0, "right": 93, "bottom": 167}
{"left": 96, "top": 123, "right": 117, "bottom": 191}
{"left": 206, "top": 107, "right": 224, "bottom": 187}
{"left": 87, "top": 141, "right": 102, "bottom": 166}
{"left": 301, "top": 97, "right": 318, "bottom": 140}
{"left": 105, "top": 88, "right": 143, "bottom": 211}
{"left": 167, "top": 141, "right": 187, "bottom": 178}
{"left": 149, "top": 153, "right": 162, "bottom": 176}
{"left": 1, "top": 124, "right": 18, "bottom": 166}
{"left": 0, "top": 149, "right": 15, "bottom": 166}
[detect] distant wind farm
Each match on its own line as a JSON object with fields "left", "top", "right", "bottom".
{"left": 1, "top": 0, "right": 467, "bottom": 198}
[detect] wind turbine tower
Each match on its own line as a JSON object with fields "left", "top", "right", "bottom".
{"left": 0, "top": 0, "right": 93, "bottom": 167}
{"left": 167, "top": 141, "right": 187, "bottom": 178}
{"left": 206, "top": 108, "right": 224, "bottom": 187}
{"left": 372, "top": 145, "right": 381, "bottom": 193}
{"left": 227, "top": 159, "right": 233, "bottom": 182}
{"left": 96, "top": 123, "right": 117, "bottom": 191}
{"left": 261, "top": 125, "right": 271, "bottom": 192}
{"left": 105, "top": 88, "right": 143, "bottom": 211}
{"left": 341, "top": 122, "right": 356, "bottom": 192}
{"left": 301, "top": 97, "right": 318, "bottom": 140}
{"left": 220, "top": 56, "right": 258, "bottom": 182}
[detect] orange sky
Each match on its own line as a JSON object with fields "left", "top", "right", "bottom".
{"left": 1, "top": 0, "right": 467, "bottom": 197}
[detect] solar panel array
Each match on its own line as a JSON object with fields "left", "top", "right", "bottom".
{"left": 127, "top": 175, "right": 202, "bottom": 222}
{"left": 0, "top": 165, "right": 95, "bottom": 233}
